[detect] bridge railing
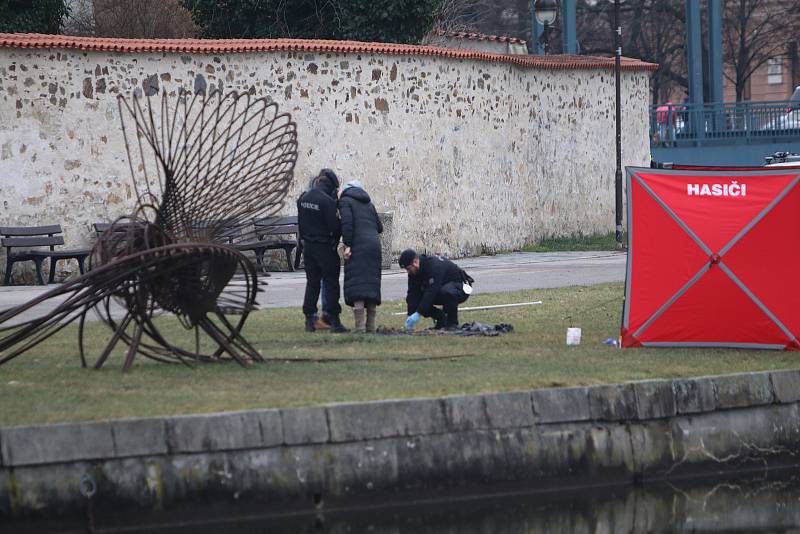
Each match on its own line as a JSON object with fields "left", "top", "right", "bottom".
{"left": 650, "top": 101, "right": 800, "bottom": 147}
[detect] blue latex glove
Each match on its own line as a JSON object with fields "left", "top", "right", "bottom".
{"left": 405, "top": 312, "right": 421, "bottom": 330}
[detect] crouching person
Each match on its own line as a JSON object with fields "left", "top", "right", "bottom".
{"left": 399, "top": 249, "right": 473, "bottom": 330}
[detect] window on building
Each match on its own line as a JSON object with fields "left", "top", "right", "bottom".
{"left": 767, "top": 57, "right": 783, "bottom": 85}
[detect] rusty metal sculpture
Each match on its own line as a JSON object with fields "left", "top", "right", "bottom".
{"left": 0, "top": 90, "right": 298, "bottom": 371}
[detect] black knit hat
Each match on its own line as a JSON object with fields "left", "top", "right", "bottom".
{"left": 319, "top": 168, "right": 340, "bottom": 189}
{"left": 398, "top": 249, "right": 417, "bottom": 269}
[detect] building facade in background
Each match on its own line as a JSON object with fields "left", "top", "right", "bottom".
{"left": 724, "top": 46, "right": 800, "bottom": 102}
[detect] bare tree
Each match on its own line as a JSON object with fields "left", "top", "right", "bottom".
{"left": 578, "top": 0, "right": 687, "bottom": 102}
{"left": 628, "top": 1, "right": 687, "bottom": 103}
{"left": 62, "top": 0, "right": 96, "bottom": 36}
{"left": 426, "top": 0, "right": 532, "bottom": 44}
{"left": 93, "top": 0, "right": 197, "bottom": 39}
{"left": 429, "top": 0, "right": 497, "bottom": 33}
{"left": 723, "top": 0, "right": 800, "bottom": 101}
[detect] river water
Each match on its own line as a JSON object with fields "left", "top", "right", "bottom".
{"left": 9, "top": 471, "right": 800, "bottom": 533}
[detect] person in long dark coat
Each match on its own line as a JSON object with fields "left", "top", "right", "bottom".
{"left": 339, "top": 180, "right": 383, "bottom": 333}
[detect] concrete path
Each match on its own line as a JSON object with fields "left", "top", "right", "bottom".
{"left": 0, "top": 251, "right": 627, "bottom": 325}
{"left": 260, "top": 251, "right": 626, "bottom": 308}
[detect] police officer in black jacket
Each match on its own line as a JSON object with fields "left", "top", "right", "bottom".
{"left": 297, "top": 169, "right": 348, "bottom": 333}
{"left": 399, "top": 249, "right": 472, "bottom": 330}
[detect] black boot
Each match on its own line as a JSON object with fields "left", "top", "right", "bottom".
{"left": 328, "top": 315, "right": 350, "bottom": 333}
{"left": 431, "top": 308, "right": 447, "bottom": 330}
{"left": 445, "top": 309, "right": 459, "bottom": 330}
{"left": 305, "top": 315, "right": 316, "bottom": 333}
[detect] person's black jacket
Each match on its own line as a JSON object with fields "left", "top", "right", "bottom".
{"left": 297, "top": 181, "right": 340, "bottom": 245}
{"left": 340, "top": 186, "right": 383, "bottom": 305}
{"left": 407, "top": 255, "right": 464, "bottom": 315}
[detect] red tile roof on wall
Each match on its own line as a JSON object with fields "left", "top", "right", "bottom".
{"left": 0, "top": 33, "right": 658, "bottom": 71}
{"left": 433, "top": 30, "right": 527, "bottom": 46}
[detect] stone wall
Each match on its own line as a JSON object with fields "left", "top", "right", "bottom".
{"left": 0, "top": 39, "right": 652, "bottom": 281}
{"left": 2, "top": 369, "right": 800, "bottom": 518}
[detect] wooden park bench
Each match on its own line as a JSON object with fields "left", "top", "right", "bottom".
{"left": 252, "top": 216, "right": 300, "bottom": 272}
{"left": 107, "top": 216, "right": 301, "bottom": 274}
{"left": 207, "top": 216, "right": 299, "bottom": 273}
{"left": 1, "top": 225, "right": 91, "bottom": 285}
{"left": 93, "top": 218, "right": 299, "bottom": 273}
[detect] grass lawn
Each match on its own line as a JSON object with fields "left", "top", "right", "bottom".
{"left": 1, "top": 282, "right": 798, "bottom": 427}
{"left": 522, "top": 232, "right": 627, "bottom": 252}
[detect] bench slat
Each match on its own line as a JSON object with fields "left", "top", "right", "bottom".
{"left": 270, "top": 216, "right": 298, "bottom": 226}
{"left": 48, "top": 250, "right": 91, "bottom": 258}
{"left": 258, "top": 226, "right": 299, "bottom": 236}
{"left": 2, "top": 236, "right": 64, "bottom": 248}
{"left": 255, "top": 216, "right": 297, "bottom": 227}
{"left": 0, "top": 225, "right": 62, "bottom": 236}
{"left": 94, "top": 223, "right": 144, "bottom": 237}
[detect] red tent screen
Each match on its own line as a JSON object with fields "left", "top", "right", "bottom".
{"left": 622, "top": 167, "right": 800, "bottom": 350}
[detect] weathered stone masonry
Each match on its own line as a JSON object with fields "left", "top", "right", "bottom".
{"left": 0, "top": 37, "right": 654, "bottom": 281}
{"left": 2, "top": 369, "right": 800, "bottom": 518}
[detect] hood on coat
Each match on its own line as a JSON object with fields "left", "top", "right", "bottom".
{"left": 316, "top": 179, "right": 338, "bottom": 199}
{"left": 343, "top": 179, "right": 364, "bottom": 190}
{"left": 340, "top": 185, "right": 371, "bottom": 204}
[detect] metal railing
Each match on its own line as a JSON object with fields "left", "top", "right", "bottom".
{"left": 650, "top": 101, "right": 800, "bottom": 146}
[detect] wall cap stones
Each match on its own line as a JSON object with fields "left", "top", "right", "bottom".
{"left": 441, "top": 394, "right": 491, "bottom": 432}
{"left": 326, "top": 397, "right": 446, "bottom": 442}
{"left": 673, "top": 376, "right": 717, "bottom": 414}
{"left": 631, "top": 380, "right": 677, "bottom": 420}
{"left": 1, "top": 369, "right": 797, "bottom": 467}
{"left": 531, "top": 386, "right": 591, "bottom": 423}
{"left": 0, "top": 420, "right": 114, "bottom": 467}
{"left": 588, "top": 383, "right": 638, "bottom": 421}
{"left": 0, "top": 33, "right": 659, "bottom": 72}
{"left": 280, "top": 406, "right": 328, "bottom": 445}
{"left": 770, "top": 369, "right": 800, "bottom": 403}
{"left": 713, "top": 371, "right": 774, "bottom": 409}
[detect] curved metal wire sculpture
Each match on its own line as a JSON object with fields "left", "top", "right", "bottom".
{"left": 0, "top": 90, "right": 298, "bottom": 371}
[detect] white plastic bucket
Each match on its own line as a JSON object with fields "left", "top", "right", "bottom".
{"left": 566, "top": 327, "right": 582, "bottom": 346}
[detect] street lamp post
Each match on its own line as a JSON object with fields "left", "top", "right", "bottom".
{"left": 611, "top": 0, "right": 625, "bottom": 248}
{"left": 543, "top": 21, "right": 551, "bottom": 54}
{"left": 533, "top": 0, "right": 558, "bottom": 55}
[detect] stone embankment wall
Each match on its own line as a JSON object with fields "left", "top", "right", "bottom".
{"left": 0, "top": 36, "right": 653, "bottom": 281}
{"left": 2, "top": 369, "right": 800, "bottom": 518}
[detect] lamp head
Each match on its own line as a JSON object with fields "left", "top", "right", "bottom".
{"left": 534, "top": 0, "right": 558, "bottom": 25}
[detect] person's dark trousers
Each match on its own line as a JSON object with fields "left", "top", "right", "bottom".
{"left": 320, "top": 280, "right": 329, "bottom": 320}
{"left": 417, "top": 281, "right": 468, "bottom": 327}
{"left": 434, "top": 281, "right": 469, "bottom": 326}
{"left": 302, "top": 242, "right": 342, "bottom": 319}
